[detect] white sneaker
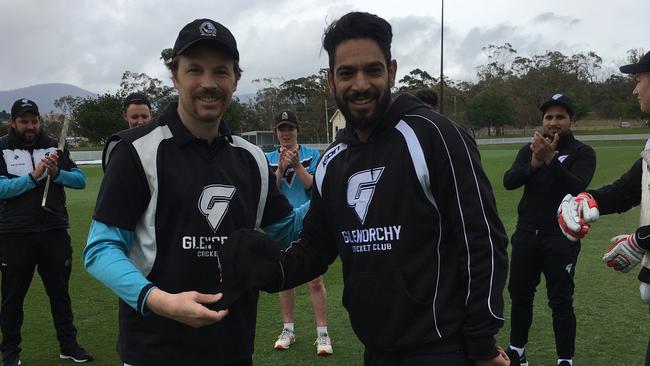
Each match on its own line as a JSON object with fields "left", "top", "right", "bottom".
{"left": 274, "top": 329, "right": 296, "bottom": 350}
{"left": 315, "top": 333, "right": 333, "bottom": 356}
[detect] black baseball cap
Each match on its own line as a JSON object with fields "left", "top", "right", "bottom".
{"left": 11, "top": 98, "right": 39, "bottom": 118}
{"left": 274, "top": 110, "right": 299, "bottom": 129}
{"left": 540, "top": 93, "right": 574, "bottom": 118}
{"left": 123, "top": 92, "right": 152, "bottom": 110}
{"left": 172, "top": 19, "right": 239, "bottom": 60}
{"left": 620, "top": 51, "right": 650, "bottom": 74}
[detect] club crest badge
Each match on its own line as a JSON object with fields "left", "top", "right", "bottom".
{"left": 199, "top": 21, "right": 217, "bottom": 37}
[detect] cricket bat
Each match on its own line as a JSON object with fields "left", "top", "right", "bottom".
{"left": 41, "top": 116, "right": 71, "bottom": 212}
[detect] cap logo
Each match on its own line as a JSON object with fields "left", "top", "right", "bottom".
{"left": 282, "top": 112, "right": 288, "bottom": 120}
{"left": 199, "top": 21, "right": 217, "bottom": 37}
{"left": 552, "top": 94, "right": 563, "bottom": 100}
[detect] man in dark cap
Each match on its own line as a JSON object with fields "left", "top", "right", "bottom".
{"left": 122, "top": 92, "right": 152, "bottom": 128}
{"left": 0, "top": 99, "right": 92, "bottom": 365}
{"left": 559, "top": 50, "right": 650, "bottom": 366}
{"left": 84, "top": 19, "right": 307, "bottom": 366}
{"left": 504, "top": 93, "right": 596, "bottom": 366}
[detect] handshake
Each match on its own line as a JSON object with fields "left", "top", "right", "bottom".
{"left": 218, "top": 229, "right": 284, "bottom": 297}
{"left": 558, "top": 193, "right": 647, "bottom": 273}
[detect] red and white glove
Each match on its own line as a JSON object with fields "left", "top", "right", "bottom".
{"left": 557, "top": 192, "right": 599, "bottom": 241}
{"left": 603, "top": 233, "right": 646, "bottom": 273}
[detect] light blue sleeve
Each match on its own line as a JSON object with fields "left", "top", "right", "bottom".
{"left": 53, "top": 168, "right": 86, "bottom": 189}
{"left": 263, "top": 200, "right": 310, "bottom": 246}
{"left": 84, "top": 219, "right": 156, "bottom": 315}
{"left": 0, "top": 174, "right": 36, "bottom": 199}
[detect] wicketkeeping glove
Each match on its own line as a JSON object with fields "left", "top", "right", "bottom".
{"left": 602, "top": 233, "right": 646, "bottom": 273}
{"left": 557, "top": 192, "right": 599, "bottom": 241}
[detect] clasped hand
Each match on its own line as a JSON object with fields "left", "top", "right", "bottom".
{"left": 33, "top": 151, "right": 60, "bottom": 179}
{"left": 530, "top": 132, "right": 558, "bottom": 168}
{"left": 279, "top": 147, "right": 300, "bottom": 171}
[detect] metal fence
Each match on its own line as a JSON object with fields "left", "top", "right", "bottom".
{"left": 71, "top": 133, "right": 650, "bottom": 165}
{"left": 476, "top": 133, "right": 650, "bottom": 145}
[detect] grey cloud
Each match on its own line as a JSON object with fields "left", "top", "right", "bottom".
{"left": 452, "top": 24, "right": 520, "bottom": 78}
{"left": 0, "top": 0, "right": 640, "bottom": 98}
{"left": 236, "top": 17, "right": 326, "bottom": 94}
{"left": 532, "top": 12, "right": 581, "bottom": 25}
{"left": 0, "top": 0, "right": 303, "bottom": 94}
{"left": 447, "top": 22, "right": 597, "bottom": 82}
{"left": 388, "top": 16, "right": 442, "bottom": 83}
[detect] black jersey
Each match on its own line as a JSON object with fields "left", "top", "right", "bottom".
{"left": 588, "top": 158, "right": 642, "bottom": 215}
{"left": 504, "top": 132, "right": 596, "bottom": 235}
{"left": 275, "top": 94, "right": 509, "bottom": 361}
{"left": 93, "top": 102, "right": 292, "bottom": 365}
{"left": 587, "top": 159, "right": 650, "bottom": 287}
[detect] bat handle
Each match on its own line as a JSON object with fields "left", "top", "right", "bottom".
{"left": 41, "top": 175, "right": 51, "bottom": 208}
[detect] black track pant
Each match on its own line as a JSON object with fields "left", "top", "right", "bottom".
{"left": 508, "top": 228, "right": 580, "bottom": 360}
{"left": 0, "top": 229, "right": 78, "bottom": 357}
{"left": 364, "top": 348, "right": 472, "bottom": 366}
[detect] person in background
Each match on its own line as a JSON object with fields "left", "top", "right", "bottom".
{"left": 122, "top": 92, "right": 152, "bottom": 128}
{"left": 414, "top": 88, "right": 438, "bottom": 110}
{"left": 504, "top": 93, "right": 596, "bottom": 366}
{"left": 266, "top": 110, "right": 332, "bottom": 356}
{"left": 0, "top": 98, "right": 92, "bottom": 365}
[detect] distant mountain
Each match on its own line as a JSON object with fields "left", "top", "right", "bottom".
{"left": 0, "top": 83, "right": 97, "bottom": 114}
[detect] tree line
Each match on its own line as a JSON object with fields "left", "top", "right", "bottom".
{"left": 11, "top": 45, "right": 644, "bottom": 145}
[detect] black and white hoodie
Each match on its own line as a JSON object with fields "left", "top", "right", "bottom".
{"left": 276, "top": 94, "right": 509, "bottom": 361}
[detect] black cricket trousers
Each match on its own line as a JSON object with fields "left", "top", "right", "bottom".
{"left": 508, "top": 228, "right": 581, "bottom": 360}
{"left": 0, "top": 229, "right": 78, "bottom": 356}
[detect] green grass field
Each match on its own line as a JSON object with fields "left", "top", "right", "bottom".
{"left": 13, "top": 140, "right": 650, "bottom": 365}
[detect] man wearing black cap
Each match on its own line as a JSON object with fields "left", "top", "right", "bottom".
{"left": 265, "top": 111, "right": 332, "bottom": 356}
{"left": 122, "top": 92, "right": 152, "bottom": 128}
{"left": 0, "top": 99, "right": 92, "bottom": 365}
{"left": 84, "top": 19, "right": 306, "bottom": 366}
{"left": 503, "top": 93, "right": 596, "bottom": 366}
{"left": 558, "top": 51, "right": 650, "bottom": 366}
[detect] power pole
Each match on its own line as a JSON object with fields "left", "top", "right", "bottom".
{"left": 325, "top": 99, "right": 330, "bottom": 143}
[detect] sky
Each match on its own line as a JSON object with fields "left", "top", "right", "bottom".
{"left": 0, "top": 0, "right": 646, "bottom": 96}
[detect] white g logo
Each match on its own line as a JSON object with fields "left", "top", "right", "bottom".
{"left": 347, "top": 167, "right": 384, "bottom": 224}
{"left": 199, "top": 185, "right": 236, "bottom": 232}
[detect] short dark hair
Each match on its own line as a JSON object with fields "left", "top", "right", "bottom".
{"left": 165, "top": 42, "right": 243, "bottom": 80}
{"left": 414, "top": 89, "right": 438, "bottom": 108}
{"left": 322, "top": 12, "right": 393, "bottom": 70}
{"left": 123, "top": 92, "right": 152, "bottom": 112}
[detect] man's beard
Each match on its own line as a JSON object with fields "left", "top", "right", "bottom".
{"left": 335, "top": 86, "right": 391, "bottom": 132}
{"left": 15, "top": 128, "right": 38, "bottom": 145}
